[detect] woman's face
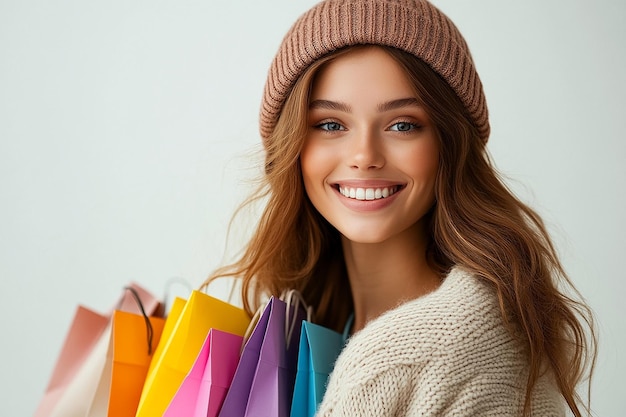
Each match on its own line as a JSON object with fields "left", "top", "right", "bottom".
{"left": 300, "top": 47, "right": 440, "bottom": 244}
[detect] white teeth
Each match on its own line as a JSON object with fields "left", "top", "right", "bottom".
{"left": 339, "top": 186, "right": 398, "bottom": 201}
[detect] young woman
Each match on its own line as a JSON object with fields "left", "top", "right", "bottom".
{"left": 204, "top": 0, "right": 596, "bottom": 415}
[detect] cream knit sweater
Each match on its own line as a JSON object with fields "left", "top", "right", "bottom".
{"left": 316, "top": 267, "right": 565, "bottom": 416}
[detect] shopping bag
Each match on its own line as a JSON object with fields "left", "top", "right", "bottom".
{"left": 218, "top": 296, "right": 306, "bottom": 417}
{"left": 86, "top": 309, "right": 166, "bottom": 417}
{"left": 289, "top": 322, "right": 345, "bottom": 417}
{"left": 134, "top": 296, "right": 186, "bottom": 415}
{"left": 135, "top": 290, "right": 251, "bottom": 417}
{"left": 33, "top": 306, "right": 109, "bottom": 417}
{"left": 163, "top": 328, "right": 243, "bottom": 417}
{"left": 35, "top": 283, "right": 161, "bottom": 417}
{"left": 145, "top": 296, "right": 187, "bottom": 379}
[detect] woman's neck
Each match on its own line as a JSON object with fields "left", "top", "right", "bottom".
{"left": 342, "top": 221, "right": 441, "bottom": 333}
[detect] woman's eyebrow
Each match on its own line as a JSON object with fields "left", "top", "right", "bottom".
{"left": 378, "top": 97, "right": 422, "bottom": 112}
{"left": 309, "top": 99, "right": 352, "bottom": 112}
{"left": 309, "top": 98, "right": 422, "bottom": 113}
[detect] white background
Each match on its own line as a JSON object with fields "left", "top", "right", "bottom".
{"left": 1, "top": 1, "right": 624, "bottom": 415}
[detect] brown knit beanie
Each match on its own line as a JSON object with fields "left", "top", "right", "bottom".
{"left": 260, "top": 0, "right": 490, "bottom": 142}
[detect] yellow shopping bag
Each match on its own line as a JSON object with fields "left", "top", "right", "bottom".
{"left": 135, "top": 290, "right": 251, "bottom": 417}
{"left": 145, "top": 296, "right": 187, "bottom": 379}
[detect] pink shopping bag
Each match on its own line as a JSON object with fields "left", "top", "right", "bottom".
{"left": 164, "top": 328, "right": 243, "bottom": 417}
{"left": 33, "top": 306, "right": 109, "bottom": 417}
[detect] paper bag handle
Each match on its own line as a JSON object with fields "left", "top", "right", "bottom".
{"left": 281, "top": 289, "right": 314, "bottom": 349}
{"left": 120, "top": 286, "right": 155, "bottom": 355}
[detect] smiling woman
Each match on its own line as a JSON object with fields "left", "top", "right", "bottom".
{"left": 4, "top": 0, "right": 624, "bottom": 415}
{"left": 302, "top": 47, "right": 439, "bottom": 247}
{"left": 301, "top": 47, "right": 443, "bottom": 330}
{"left": 201, "top": 0, "right": 597, "bottom": 416}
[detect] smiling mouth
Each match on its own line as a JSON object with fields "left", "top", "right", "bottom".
{"left": 337, "top": 185, "right": 402, "bottom": 201}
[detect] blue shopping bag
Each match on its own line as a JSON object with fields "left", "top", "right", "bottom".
{"left": 289, "top": 318, "right": 350, "bottom": 417}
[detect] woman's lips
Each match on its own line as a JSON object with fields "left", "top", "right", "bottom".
{"left": 332, "top": 182, "right": 405, "bottom": 211}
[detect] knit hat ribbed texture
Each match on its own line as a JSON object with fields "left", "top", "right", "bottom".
{"left": 260, "top": 0, "right": 490, "bottom": 142}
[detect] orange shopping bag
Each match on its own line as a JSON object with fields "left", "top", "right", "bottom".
{"left": 87, "top": 308, "right": 165, "bottom": 417}
{"left": 36, "top": 283, "right": 161, "bottom": 417}
{"left": 86, "top": 285, "right": 166, "bottom": 417}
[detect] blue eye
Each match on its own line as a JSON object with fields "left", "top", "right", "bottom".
{"left": 316, "top": 122, "right": 345, "bottom": 131}
{"left": 389, "top": 122, "right": 418, "bottom": 132}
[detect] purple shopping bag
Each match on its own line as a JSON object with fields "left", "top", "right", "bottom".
{"left": 218, "top": 296, "right": 306, "bottom": 417}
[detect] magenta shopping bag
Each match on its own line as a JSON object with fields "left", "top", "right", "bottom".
{"left": 163, "top": 329, "right": 243, "bottom": 417}
{"left": 217, "top": 296, "right": 306, "bottom": 417}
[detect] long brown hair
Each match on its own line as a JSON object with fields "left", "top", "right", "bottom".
{"left": 203, "top": 45, "right": 596, "bottom": 416}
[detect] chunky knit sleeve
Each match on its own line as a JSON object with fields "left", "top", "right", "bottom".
{"left": 315, "top": 268, "right": 565, "bottom": 417}
{"left": 316, "top": 364, "right": 422, "bottom": 416}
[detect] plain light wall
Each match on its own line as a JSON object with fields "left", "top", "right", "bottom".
{"left": 0, "top": 1, "right": 623, "bottom": 415}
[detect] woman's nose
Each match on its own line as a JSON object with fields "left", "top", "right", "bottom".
{"left": 348, "top": 130, "right": 385, "bottom": 170}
